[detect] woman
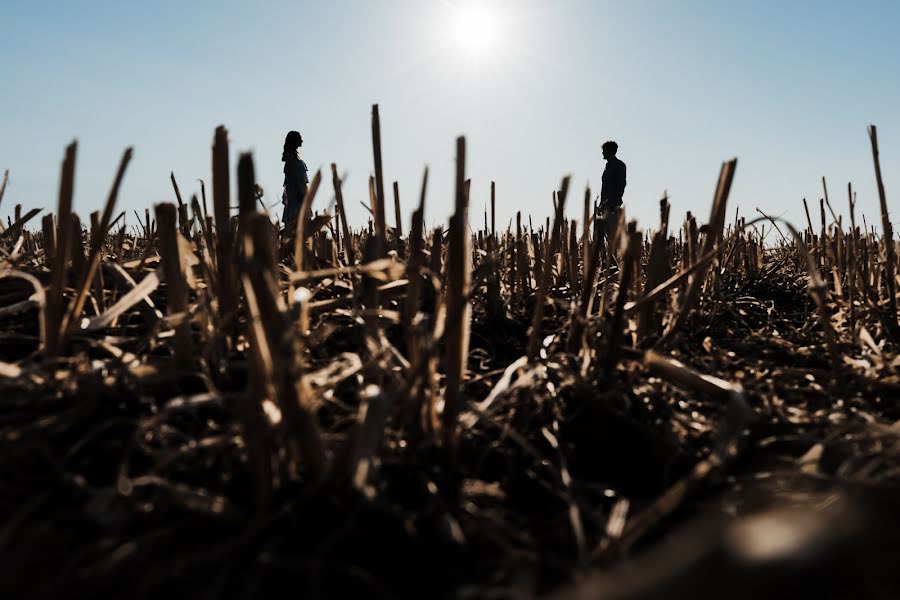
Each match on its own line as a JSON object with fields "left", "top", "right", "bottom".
{"left": 282, "top": 130, "right": 309, "bottom": 225}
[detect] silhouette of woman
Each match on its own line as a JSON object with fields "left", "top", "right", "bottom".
{"left": 282, "top": 130, "right": 309, "bottom": 225}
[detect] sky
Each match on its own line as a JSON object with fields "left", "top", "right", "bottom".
{"left": 1, "top": 0, "right": 899, "bottom": 237}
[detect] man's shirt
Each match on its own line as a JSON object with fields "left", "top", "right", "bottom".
{"left": 601, "top": 157, "right": 627, "bottom": 207}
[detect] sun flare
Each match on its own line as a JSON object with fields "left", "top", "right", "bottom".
{"left": 426, "top": 0, "right": 528, "bottom": 80}
{"left": 448, "top": 3, "right": 502, "bottom": 57}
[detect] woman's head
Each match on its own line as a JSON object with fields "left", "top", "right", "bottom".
{"left": 282, "top": 130, "right": 303, "bottom": 161}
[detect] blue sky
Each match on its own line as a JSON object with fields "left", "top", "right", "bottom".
{"left": 1, "top": 0, "right": 898, "bottom": 235}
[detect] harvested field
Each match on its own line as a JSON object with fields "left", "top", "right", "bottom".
{"left": 1, "top": 116, "right": 899, "bottom": 599}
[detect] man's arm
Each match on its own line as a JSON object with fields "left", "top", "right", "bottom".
{"left": 598, "top": 197, "right": 617, "bottom": 212}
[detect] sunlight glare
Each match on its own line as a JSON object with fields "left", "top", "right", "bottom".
{"left": 450, "top": 3, "right": 501, "bottom": 56}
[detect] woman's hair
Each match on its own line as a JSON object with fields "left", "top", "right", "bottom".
{"left": 282, "top": 130, "right": 302, "bottom": 161}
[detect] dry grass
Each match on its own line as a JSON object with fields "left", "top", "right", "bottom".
{"left": 0, "top": 113, "right": 899, "bottom": 599}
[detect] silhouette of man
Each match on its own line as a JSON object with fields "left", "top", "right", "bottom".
{"left": 599, "top": 141, "right": 626, "bottom": 212}
{"left": 599, "top": 141, "right": 626, "bottom": 267}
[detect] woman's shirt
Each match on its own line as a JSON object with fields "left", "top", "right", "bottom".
{"left": 284, "top": 153, "right": 309, "bottom": 195}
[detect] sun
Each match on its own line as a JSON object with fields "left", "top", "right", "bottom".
{"left": 445, "top": 0, "right": 503, "bottom": 58}
{"left": 423, "top": 0, "right": 528, "bottom": 79}
{"left": 447, "top": 3, "right": 502, "bottom": 57}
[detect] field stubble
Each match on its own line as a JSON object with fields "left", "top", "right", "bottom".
{"left": 0, "top": 113, "right": 899, "bottom": 599}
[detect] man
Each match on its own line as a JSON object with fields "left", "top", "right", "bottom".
{"left": 599, "top": 140, "right": 626, "bottom": 266}
{"left": 599, "top": 140, "right": 626, "bottom": 212}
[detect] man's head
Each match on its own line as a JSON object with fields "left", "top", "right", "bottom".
{"left": 602, "top": 141, "right": 618, "bottom": 160}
